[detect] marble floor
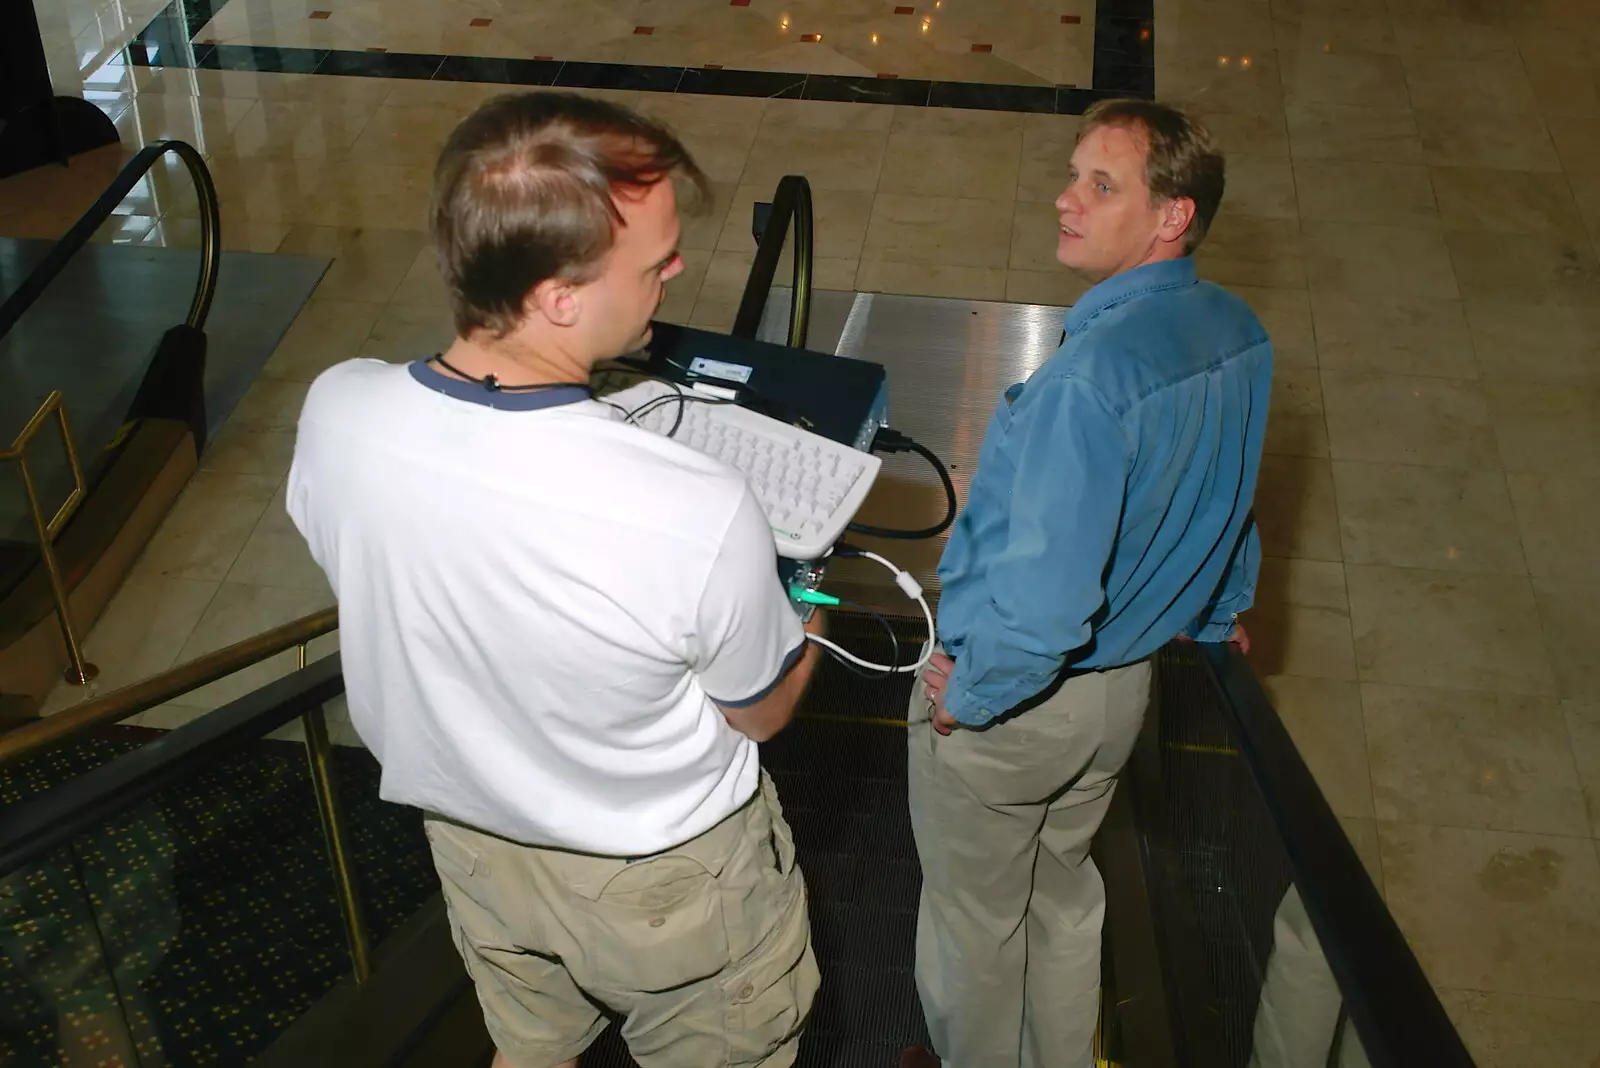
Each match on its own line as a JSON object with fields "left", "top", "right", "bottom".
{"left": 7, "top": 0, "right": 1600, "bottom": 1062}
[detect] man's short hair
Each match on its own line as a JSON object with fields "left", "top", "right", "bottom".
{"left": 1080, "top": 99, "right": 1225, "bottom": 254}
{"left": 431, "top": 91, "right": 711, "bottom": 338}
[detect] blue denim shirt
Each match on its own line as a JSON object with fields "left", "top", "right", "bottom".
{"left": 936, "top": 258, "right": 1273, "bottom": 727}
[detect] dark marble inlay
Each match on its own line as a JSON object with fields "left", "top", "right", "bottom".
{"left": 316, "top": 49, "right": 446, "bottom": 80}
{"left": 553, "top": 61, "right": 685, "bottom": 92}
{"left": 928, "top": 81, "right": 1057, "bottom": 114}
{"left": 1096, "top": 18, "right": 1156, "bottom": 68}
{"left": 802, "top": 75, "right": 933, "bottom": 107}
{"left": 434, "top": 56, "right": 564, "bottom": 86}
{"left": 677, "top": 67, "right": 806, "bottom": 100}
{"left": 199, "top": 43, "right": 327, "bottom": 74}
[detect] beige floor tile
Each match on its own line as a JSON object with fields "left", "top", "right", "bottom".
{"left": 1402, "top": 55, "right": 1541, "bottom": 115}
{"left": 390, "top": 246, "right": 451, "bottom": 309}
{"left": 1256, "top": 555, "right": 1350, "bottom": 609}
{"left": 1272, "top": 11, "right": 1398, "bottom": 55}
{"left": 1302, "top": 220, "right": 1459, "bottom": 299}
{"left": 170, "top": 582, "right": 336, "bottom": 712}
{"left": 1233, "top": 285, "right": 1316, "bottom": 368}
{"left": 1195, "top": 215, "right": 1307, "bottom": 289}
{"left": 1334, "top": 462, "right": 1525, "bottom": 573}
{"left": 889, "top": 108, "right": 1030, "bottom": 138}
{"left": 225, "top": 378, "right": 312, "bottom": 434}
{"left": 113, "top": 93, "right": 258, "bottom": 151}
{"left": 1262, "top": 674, "right": 1374, "bottom": 818}
{"left": 665, "top": 120, "right": 763, "bottom": 187}
{"left": 1221, "top": 155, "right": 1299, "bottom": 220}
{"left": 1430, "top": 167, "right": 1585, "bottom": 234}
{"left": 1534, "top": 578, "right": 1600, "bottom": 702}
{"left": 292, "top": 163, "right": 433, "bottom": 229}
{"left": 1486, "top": 383, "right": 1600, "bottom": 474}
{"left": 1254, "top": 455, "right": 1344, "bottom": 560}
{"left": 215, "top": 98, "right": 380, "bottom": 160}
{"left": 1016, "top": 117, "right": 1082, "bottom": 202}
{"left": 1378, "top": 821, "right": 1600, "bottom": 1000}
{"left": 1003, "top": 269, "right": 1093, "bottom": 308}
{"left": 758, "top": 99, "right": 895, "bottom": 133}
{"left": 876, "top": 130, "right": 1023, "bottom": 200}
{"left": 1285, "top": 101, "right": 1424, "bottom": 164}
{"left": 1241, "top": 580, "right": 1358, "bottom": 681}
{"left": 167, "top": 157, "right": 331, "bottom": 224}
{"left": 199, "top": 426, "right": 297, "bottom": 478}
{"left": 134, "top": 471, "right": 283, "bottom": 583}
{"left": 716, "top": 185, "right": 875, "bottom": 261}
{"left": 860, "top": 194, "right": 1014, "bottom": 270}
{"left": 1507, "top": 472, "right": 1600, "bottom": 583}
{"left": 1009, "top": 200, "right": 1069, "bottom": 274}
{"left": 225, "top": 495, "right": 331, "bottom": 593}
{"left": 678, "top": 180, "right": 738, "bottom": 253}
{"left": 42, "top": 575, "right": 219, "bottom": 706}
{"left": 1363, "top": 684, "right": 1588, "bottom": 835}
{"left": 1310, "top": 291, "right": 1476, "bottom": 378}
{"left": 1279, "top": 51, "right": 1412, "bottom": 107}
{"left": 278, "top": 225, "right": 429, "bottom": 303}
{"left": 1415, "top": 109, "right": 1564, "bottom": 172}
{"left": 358, "top": 301, "right": 456, "bottom": 364}
{"left": 342, "top": 103, "right": 464, "bottom": 167}
{"left": 1195, "top": 108, "right": 1291, "bottom": 158}
{"left": 1322, "top": 370, "right": 1498, "bottom": 468}
{"left": 1390, "top": 15, "right": 1518, "bottom": 58}
{"left": 1265, "top": 368, "right": 1329, "bottom": 458}
{"left": 261, "top": 299, "right": 384, "bottom": 382}
{"left": 1525, "top": 63, "right": 1600, "bottom": 119}
{"left": 1339, "top": 815, "right": 1386, "bottom": 893}
{"left": 739, "top": 125, "right": 889, "bottom": 193}
{"left": 686, "top": 250, "right": 857, "bottom": 332}
{"left": 1347, "top": 564, "right": 1556, "bottom": 694}
{"left": 1566, "top": 701, "right": 1600, "bottom": 836}
{"left": 1467, "top": 299, "right": 1600, "bottom": 386}
{"left": 1441, "top": 989, "right": 1600, "bottom": 1068}
{"left": 1547, "top": 113, "right": 1600, "bottom": 172}
{"left": 143, "top": 216, "right": 292, "bottom": 254}
{"left": 1567, "top": 170, "right": 1600, "bottom": 242}
{"left": 1293, "top": 159, "right": 1439, "bottom": 227}
{"left": 1446, "top": 230, "right": 1600, "bottom": 307}
{"left": 855, "top": 261, "right": 1008, "bottom": 302}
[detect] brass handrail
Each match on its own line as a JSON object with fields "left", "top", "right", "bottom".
{"left": 731, "top": 174, "right": 814, "bottom": 349}
{"left": 0, "top": 606, "right": 338, "bottom": 766}
{"left": 2, "top": 391, "right": 96, "bottom": 684}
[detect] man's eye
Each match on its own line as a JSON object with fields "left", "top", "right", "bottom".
{"left": 1096, "top": 183, "right": 1111, "bottom": 194}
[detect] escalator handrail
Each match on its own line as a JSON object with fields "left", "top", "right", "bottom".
{"left": 731, "top": 174, "right": 813, "bottom": 349}
{"left": 0, "top": 652, "right": 344, "bottom": 878}
{"left": 0, "top": 606, "right": 338, "bottom": 768}
{"left": 1199, "top": 643, "right": 1477, "bottom": 1068}
{"left": 0, "top": 139, "right": 222, "bottom": 339}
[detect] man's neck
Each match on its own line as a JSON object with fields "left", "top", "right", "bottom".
{"left": 438, "top": 332, "right": 595, "bottom": 387}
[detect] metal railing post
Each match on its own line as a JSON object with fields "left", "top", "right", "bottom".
{"left": 3, "top": 391, "right": 98, "bottom": 685}
{"left": 297, "top": 640, "right": 373, "bottom": 984}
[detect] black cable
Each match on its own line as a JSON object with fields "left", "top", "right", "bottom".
{"left": 846, "top": 429, "right": 959, "bottom": 541}
{"left": 817, "top": 600, "right": 901, "bottom": 680}
{"left": 431, "top": 354, "right": 593, "bottom": 395}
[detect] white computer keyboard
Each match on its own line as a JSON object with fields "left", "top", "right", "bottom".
{"left": 606, "top": 379, "right": 881, "bottom": 560}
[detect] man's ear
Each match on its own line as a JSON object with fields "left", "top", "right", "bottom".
{"left": 526, "top": 277, "right": 582, "bottom": 328}
{"left": 1157, "top": 196, "right": 1198, "bottom": 248}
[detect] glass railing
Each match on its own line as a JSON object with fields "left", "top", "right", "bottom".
{"left": 1099, "top": 641, "right": 1477, "bottom": 1068}
{"left": 0, "top": 654, "right": 441, "bottom": 1067}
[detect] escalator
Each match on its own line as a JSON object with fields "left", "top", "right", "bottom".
{"left": 1, "top": 158, "right": 1477, "bottom": 1068}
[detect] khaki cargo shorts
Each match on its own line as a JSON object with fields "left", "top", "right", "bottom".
{"left": 425, "top": 772, "right": 819, "bottom": 1068}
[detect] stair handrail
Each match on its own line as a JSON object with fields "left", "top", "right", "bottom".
{"left": 0, "top": 139, "right": 222, "bottom": 339}
{"left": 731, "top": 174, "right": 813, "bottom": 349}
{"left": 0, "top": 605, "right": 338, "bottom": 767}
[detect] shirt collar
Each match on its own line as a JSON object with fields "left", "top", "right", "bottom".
{"left": 1064, "top": 257, "right": 1198, "bottom": 336}
{"left": 408, "top": 358, "right": 594, "bottom": 412}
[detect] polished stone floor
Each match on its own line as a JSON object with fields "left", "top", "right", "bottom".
{"left": 6, "top": 0, "right": 1600, "bottom": 1062}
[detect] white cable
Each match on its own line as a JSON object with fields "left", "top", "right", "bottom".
{"left": 804, "top": 549, "right": 936, "bottom": 675}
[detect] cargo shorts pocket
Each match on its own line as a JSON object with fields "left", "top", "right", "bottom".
{"left": 582, "top": 854, "right": 731, "bottom": 993}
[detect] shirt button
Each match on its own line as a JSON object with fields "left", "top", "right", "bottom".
{"left": 649, "top": 916, "right": 665, "bottom": 928}
{"left": 737, "top": 982, "right": 755, "bottom": 1001}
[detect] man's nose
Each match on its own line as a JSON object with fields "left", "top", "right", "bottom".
{"left": 1055, "top": 187, "right": 1078, "bottom": 214}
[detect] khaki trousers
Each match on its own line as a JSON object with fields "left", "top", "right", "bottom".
{"left": 907, "top": 659, "right": 1153, "bottom": 1068}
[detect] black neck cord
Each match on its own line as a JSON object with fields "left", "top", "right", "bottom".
{"left": 431, "top": 354, "right": 594, "bottom": 396}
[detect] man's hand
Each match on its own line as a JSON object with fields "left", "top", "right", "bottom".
{"left": 1226, "top": 621, "right": 1250, "bottom": 655}
{"left": 921, "top": 653, "right": 960, "bottom": 736}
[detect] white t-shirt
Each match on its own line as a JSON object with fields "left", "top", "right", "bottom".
{"left": 286, "top": 358, "right": 805, "bottom": 856}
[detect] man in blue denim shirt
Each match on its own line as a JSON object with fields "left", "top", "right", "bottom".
{"left": 902, "top": 101, "right": 1272, "bottom": 1068}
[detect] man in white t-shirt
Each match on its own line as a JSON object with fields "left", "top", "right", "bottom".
{"left": 287, "top": 91, "right": 823, "bottom": 1068}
